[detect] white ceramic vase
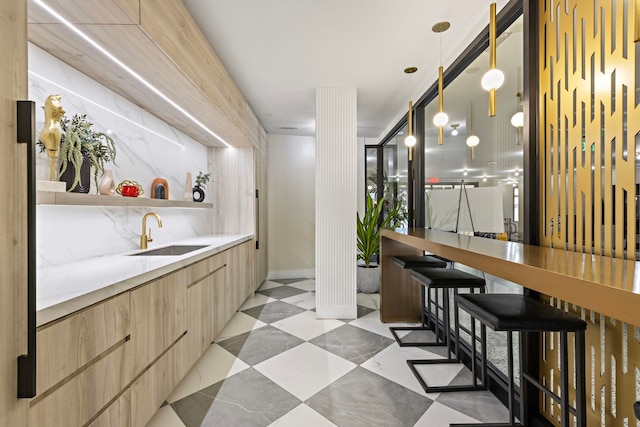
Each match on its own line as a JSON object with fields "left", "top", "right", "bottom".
{"left": 98, "top": 169, "right": 115, "bottom": 195}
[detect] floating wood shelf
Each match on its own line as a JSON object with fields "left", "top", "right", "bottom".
{"left": 37, "top": 191, "right": 212, "bottom": 208}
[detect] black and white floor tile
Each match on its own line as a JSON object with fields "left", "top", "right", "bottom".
{"left": 146, "top": 278, "right": 510, "bottom": 427}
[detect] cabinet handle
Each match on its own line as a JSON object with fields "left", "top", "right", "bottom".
{"left": 17, "top": 101, "right": 37, "bottom": 398}
{"left": 255, "top": 189, "right": 260, "bottom": 250}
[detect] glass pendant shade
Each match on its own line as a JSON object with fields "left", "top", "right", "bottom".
{"left": 451, "top": 129, "right": 458, "bottom": 136}
{"left": 481, "top": 68, "right": 505, "bottom": 91}
{"left": 404, "top": 134, "right": 417, "bottom": 147}
{"left": 511, "top": 111, "right": 524, "bottom": 127}
{"left": 466, "top": 135, "right": 480, "bottom": 147}
{"left": 433, "top": 111, "right": 449, "bottom": 127}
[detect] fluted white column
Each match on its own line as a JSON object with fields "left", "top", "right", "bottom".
{"left": 315, "top": 87, "right": 357, "bottom": 319}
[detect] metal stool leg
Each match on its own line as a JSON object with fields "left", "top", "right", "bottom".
{"left": 389, "top": 284, "right": 447, "bottom": 347}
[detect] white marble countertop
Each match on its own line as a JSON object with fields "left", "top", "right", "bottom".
{"left": 37, "top": 234, "right": 253, "bottom": 327}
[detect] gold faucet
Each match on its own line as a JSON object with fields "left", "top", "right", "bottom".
{"left": 140, "top": 212, "right": 163, "bottom": 249}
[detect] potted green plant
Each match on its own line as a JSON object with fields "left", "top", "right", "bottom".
{"left": 39, "top": 114, "right": 116, "bottom": 193}
{"left": 192, "top": 171, "right": 211, "bottom": 202}
{"left": 356, "top": 194, "right": 400, "bottom": 293}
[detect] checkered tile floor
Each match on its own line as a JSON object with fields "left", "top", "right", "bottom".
{"left": 146, "top": 278, "right": 509, "bottom": 427}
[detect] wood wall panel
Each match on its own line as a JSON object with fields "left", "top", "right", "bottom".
{"left": 210, "top": 147, "right": 255, "bottom": 234}
{"left": 0, "top": 0, "right": 29, "bottom": 425}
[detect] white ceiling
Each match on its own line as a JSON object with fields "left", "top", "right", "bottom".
{"left": 182, "top": 0, "right": 511, "bottom": 141}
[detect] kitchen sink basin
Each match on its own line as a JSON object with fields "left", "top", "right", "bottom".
{"left": 130, "top": 245, "right": 209, "bottom": 256}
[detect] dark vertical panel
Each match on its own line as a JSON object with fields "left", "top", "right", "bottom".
{"left": 414, "top": 104, "right": 425, "bottom": 228}
{"left": 522, "top": 1, "right": 541, "bottom": 422}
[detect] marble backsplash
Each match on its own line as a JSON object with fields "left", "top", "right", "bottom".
{"left": 29, "top": 43, "right": 213, "bottom": 268}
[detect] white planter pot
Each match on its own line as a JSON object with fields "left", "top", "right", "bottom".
{"left": 357, "top": 264, "right": 380, "bottom": 293}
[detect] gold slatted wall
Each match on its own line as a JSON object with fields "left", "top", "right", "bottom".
{"left": 540, "top": 0, "right": 638, "bottom": 257}
{"left": 539, "top": 0, "right": 640, "bottom": 425}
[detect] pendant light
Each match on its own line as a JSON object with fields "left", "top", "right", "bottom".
{"left": 510, "top": 92, "right": 524, "bottom": 145}
{"left": 404, "top": 67, "right": 418, "bottom": 161}
{"left": 481, "top": 2, "right": 504, "bottom": 117}
{"left": 432, "top": 22, "right": 450, "bottom": 145}
{"left": 466, "top": 102, "right": 480, "bottom": 159}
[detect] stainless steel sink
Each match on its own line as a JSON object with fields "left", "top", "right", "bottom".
{"left": 129, "top": 245, "right": 208, "bottom": 256}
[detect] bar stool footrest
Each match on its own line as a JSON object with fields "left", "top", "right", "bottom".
{"left": 407, "top": 359, "right": 486, "bottom": 394}
{"left": 389, "top": 326, "right": 446, "bottom": 347}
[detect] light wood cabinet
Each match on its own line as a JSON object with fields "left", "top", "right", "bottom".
{"left": 35, "top": 293, "right": 130, "bottom": 395}
{"left": 28, "top": 240, "right": 255, "bottom": 427}
{"left": 130, "top": 336, "right": 187, "bottom": 427}
{"left": 130, "top": 269, "right": 187, "bottom": 375}
{"left": 87, "top": 390, "right": 130, "bottom": 427}
{"left": 28, "top": 342, "right": 131, "bottom": 427}
{"left": 254, "top": 147, "right": 268, "bottom": 288}
{"left": 28, "top": 293, "right": 131, "bottom": 426}
{"left": 1, "top": 0, "right": 29, "bottom": 426}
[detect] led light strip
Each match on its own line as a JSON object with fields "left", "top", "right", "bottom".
{"left": 29, "top": 71, "right": 186, "bottom": 149}
{"left": 34, "top": 0, "right": 232, "bottom": 148}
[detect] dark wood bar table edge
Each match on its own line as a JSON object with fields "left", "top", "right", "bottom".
{"left": 380, "top": 228, "right": 640, "bottom": 328}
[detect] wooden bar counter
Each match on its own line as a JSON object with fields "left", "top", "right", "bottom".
{"left": 381, "top": 228, "right": 640, "bottom": 327}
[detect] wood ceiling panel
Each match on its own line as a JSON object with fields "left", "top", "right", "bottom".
{"left": 28, "top": 22, "right": 252, "bottom": 147}
{"left": 139, "top": 0, "right": 262, "bottom": 147}
{"left": 28, "top": 0, "right": 139, "bottom": 25}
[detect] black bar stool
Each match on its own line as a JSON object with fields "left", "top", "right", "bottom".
{"left": 401, "top": 268, "right": 487, "bottom": 394}
{"left": 452, "top": 293, "right": 587, "bottom": 427}
{"left": 388, "top": 256, "right": 448, "bottom": 346}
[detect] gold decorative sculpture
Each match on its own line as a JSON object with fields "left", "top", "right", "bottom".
{"left": 40, "top": 95, "right": 65, "bottom": 181}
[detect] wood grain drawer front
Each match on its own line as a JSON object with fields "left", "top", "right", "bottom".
{"left": 130, "top": 336, "right": 188, "bottom": 427}
{"left": 130, "top": 271, "right": 187, "bottom": 375}
{"left": 209, "top": 250, "right": 228, "bottom": 272}
{"left": 36, "top": 293, "right": 130, "bottom": 395}
{"left": 187, "top": 278, "right": 213, "bottom": 366}
{"left": 87, "top": 390, "right": 130, "bottom": 427}
{"left": 28, "top": 341, "right": 131, "bottom": 427}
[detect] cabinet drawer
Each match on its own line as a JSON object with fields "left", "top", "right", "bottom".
{"left": 88, "top": 390, "right": 130, "bottom": 427}
{"left": 29, "top": 341, "right": 131, "bottom": 427}
{"left": 130, "top": 269, "right": 187, "bottom": 375}
{"left": 36, "top": 293, "right": 130, "bottom": 395}
{"left": 130, "top": 336, "right": 187, "bottom": 427}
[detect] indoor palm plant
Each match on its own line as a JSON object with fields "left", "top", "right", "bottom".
{"left": 356, "top": 194, "right": 400, "bottom": 292}
{"left": 49, "top": 114, "right": 117, "bottom": 193}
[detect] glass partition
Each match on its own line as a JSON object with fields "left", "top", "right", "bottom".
{"left": 381, "top": 125, "right": 409, "bottom": 227}
{"left": 423, "top": 17, "right": 524, "bottom": 241}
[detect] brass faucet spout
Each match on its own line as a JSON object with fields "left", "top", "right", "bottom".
{"left": 140, "top": 212, "right": 162, "bottom": 249}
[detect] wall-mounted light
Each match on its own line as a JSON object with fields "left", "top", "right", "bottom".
{"left": 481, "top": 3, "right": 504, "bottom": 117}
{"left": 432, "top": 21, "right": 450, "bottom": 145}
{"left": 450, "top": 123, "right": 459, "bottom": 136}
{"left": 463, "top": 169, "right": 468, "bottom": 176}
{"left": 403, "top": 67, "right": 418, "bottom": 161}
{"left": 465, "top": 102, "right": 480, "bottom": 159}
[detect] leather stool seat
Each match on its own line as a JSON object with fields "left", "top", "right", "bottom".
{"left": 450, "top": 293, "right": 587, "bottom": 427}
{"left": 392, "top": 255, "right": 447, "bottom": 269}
